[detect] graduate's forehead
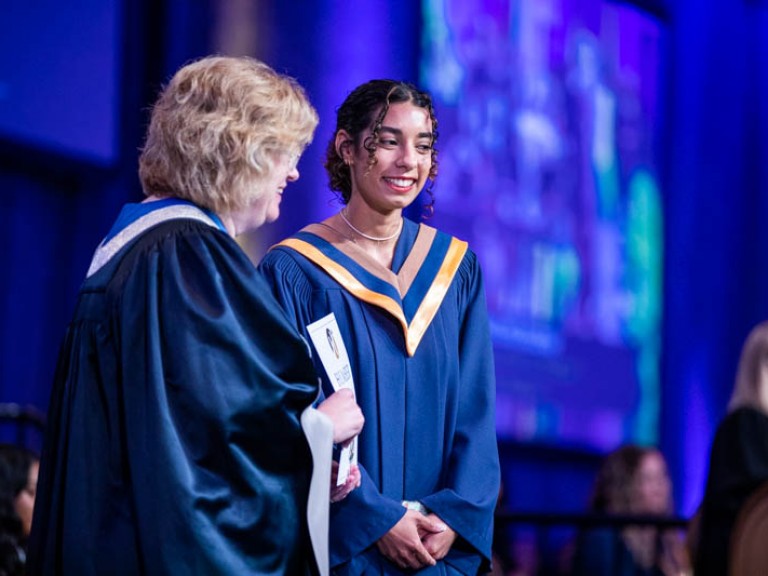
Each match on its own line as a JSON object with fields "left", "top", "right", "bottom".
{"left": 372, "top": 103, "right": 433, "bottom": 137}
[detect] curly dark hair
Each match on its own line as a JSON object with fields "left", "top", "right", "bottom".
{"left": 324, "top": 79, "right": 439, "bottom": 216}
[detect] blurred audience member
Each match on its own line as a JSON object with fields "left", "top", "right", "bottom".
{"left": 570, "top": 445, "right": 689, "bottom": 576}
{"left": 693, "top": 321, "right": 768, "bottom": 576}
{"left": 0, "top": 445, "right": 38, "bottom": 575}
{"left": 490, "top": 483, "right": 530, "bottom": 576}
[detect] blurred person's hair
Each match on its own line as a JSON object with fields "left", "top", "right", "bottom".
{"left": 0, "top": 444, "right": 38, "bottom": 575}
{"left": 728, "top": 321, "right": 768, "bottom": 414}
{"left": 590, "top": 444, "right": 667, "bottom": 514}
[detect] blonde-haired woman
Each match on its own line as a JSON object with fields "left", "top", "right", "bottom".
{"left": 694, "top": 321, "right": 768, "bottom": 576}
{"left": 27, "top": 56, "right": 363, "bottom": 575}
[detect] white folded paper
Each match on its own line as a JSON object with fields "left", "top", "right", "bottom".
{"left": 307, "top": 313, "right": 358, "bottom": 485}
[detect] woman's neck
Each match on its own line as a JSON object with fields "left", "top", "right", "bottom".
{"left": 331, "top": 208, "right": 404, "bottom": 270}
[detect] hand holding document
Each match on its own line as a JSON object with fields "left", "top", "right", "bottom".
{"left": 307, "top": 313, "right": 358, "bottom": 486}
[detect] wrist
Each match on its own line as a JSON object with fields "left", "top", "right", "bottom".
{"left": 401, "top": 500, "right": 429, "bottom": 516}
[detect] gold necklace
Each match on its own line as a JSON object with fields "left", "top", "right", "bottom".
{"left": 339, "top": 209, "right": 403, "bottom": 242}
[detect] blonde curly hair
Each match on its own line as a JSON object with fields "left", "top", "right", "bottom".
{"left": 139, "top": 56, "right": 318, "bottom": 213}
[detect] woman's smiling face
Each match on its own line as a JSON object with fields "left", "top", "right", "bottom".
{"left": 346, "top": 102, "right": 434, "bottom": 214}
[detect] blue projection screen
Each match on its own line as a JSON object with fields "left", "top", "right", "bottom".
{"left": 0, "top": 0, "right": 122, "bottom": 165}
{"left": 421, "top": 0, "right": 664, "bottom": 450}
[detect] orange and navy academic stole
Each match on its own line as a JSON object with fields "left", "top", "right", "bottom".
{"left": 275, "top": 224, "right": 467, "bottom": 357}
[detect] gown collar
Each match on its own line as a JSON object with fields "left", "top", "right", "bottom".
{"left": 87, "top": 199, "right": 224, "bottom": 278}
{"left": 275, "top": 219, "right": 467, "bottom": 356}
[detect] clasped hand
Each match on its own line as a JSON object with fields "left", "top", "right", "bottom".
{"left": 376, "top": 510, "right": 457, "bottom": 570}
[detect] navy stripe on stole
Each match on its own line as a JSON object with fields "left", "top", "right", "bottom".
{"left": 402, "top": 231, "right": 452, "bottom": 321}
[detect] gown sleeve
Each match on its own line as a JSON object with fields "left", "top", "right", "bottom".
{"left": 418, "top": 253, "right": 500, "bottom": 574}
{"left": 28, "top": 221, "right": 320, "bottom": 575}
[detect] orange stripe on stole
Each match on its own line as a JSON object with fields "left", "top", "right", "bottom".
{"left": 405, "top": 237, "right": 467, "bottom": 355}
{"left": 276, "top": 237, "right": 410, "bottom": 334}
{"left": 276, "top": 236, "right": 468, "bottom": 357}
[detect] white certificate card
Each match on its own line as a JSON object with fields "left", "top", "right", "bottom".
{"left": 306, "top": 313, "right": 358, "bottom": 485}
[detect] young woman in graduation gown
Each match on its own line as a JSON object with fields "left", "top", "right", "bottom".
{"left": 27, "top": 56, "right": 363, "bottom": 576}
{"left": 259, "top": 80, "right": 500, "bottom": 574}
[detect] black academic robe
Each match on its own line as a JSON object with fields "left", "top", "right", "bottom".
{"left": 28, "top": 209, "right": 320, "bottom": 575}
{"left": 694, "top": 406, "right": 768, "bottom": 576}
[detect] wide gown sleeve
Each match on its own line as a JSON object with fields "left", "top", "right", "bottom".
{"left": 29, "top": 221, "right": 320, "bottom": 575}
{"left": 119, "top": 224, "right": 320, "bottom": 572}
{"left": 417, "top": 254, "right": 500, "bottom": 574}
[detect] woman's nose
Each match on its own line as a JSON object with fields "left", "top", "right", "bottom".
{"left": 397, "top": 145, "right": 417, "bottom": 168}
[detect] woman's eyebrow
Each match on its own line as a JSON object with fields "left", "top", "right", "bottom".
{"left": 379, "top": 126, "right": 433, "bottom": 139}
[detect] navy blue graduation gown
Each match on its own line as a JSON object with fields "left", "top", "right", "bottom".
{"left": 259, "top": 218, "right": 500, "bottom": 575}
{"left": 28, "top": 203, "right": 321, "bottom": 575}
